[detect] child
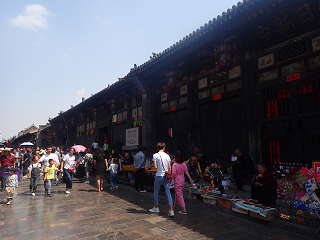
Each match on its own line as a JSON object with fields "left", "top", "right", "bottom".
{"left": 44, "top": 159, "right": 61, "bottom": 197}
{"left": 28, "top": 155, "right": 42, "bottom": 196}
{"left": 107, "top": 158, "right": 119, "bottom": 191}
{"left": 5, "top": 168, "right": 18, "bottom": 205}
{"left": 171, "top": 151, "right": 194, "bottom": 214}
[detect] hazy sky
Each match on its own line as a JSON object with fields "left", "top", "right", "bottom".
{"left": 0, "top": 0, "right": 238, "bottom": 139}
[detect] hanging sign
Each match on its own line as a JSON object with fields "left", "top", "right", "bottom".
{"left": 126, "top": 127, "right": 139, "bottom": 146}
{"left": 286, "top": 73, "right": 300, "bottom": 82}
{"left": 213, "top": 94, "right": 222, "bottom": 101}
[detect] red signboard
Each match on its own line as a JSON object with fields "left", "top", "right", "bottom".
{"left": 313, "top": 161, "right": 320, "bottom": 183}
{"left": 171, "top": 106, "right": 176, "bottom": 111}
{"left": 213, "top": 94, "right": 221, "bottom": 101}
{"left": 286, "top": 73, "right": 300, "bottom": 82}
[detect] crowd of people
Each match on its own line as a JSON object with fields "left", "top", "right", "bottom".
{"left": 0, "top": 142, "right": 277, "bottom": 215}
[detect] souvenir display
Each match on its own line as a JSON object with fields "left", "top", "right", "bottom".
{"left": 274, "top": 163, "right": 320, "bottom": 231}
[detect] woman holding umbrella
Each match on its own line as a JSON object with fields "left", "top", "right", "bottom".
{"left": 61, "top": 148, "right": 76, "bottom": 194}
{"left": 94, "top": 147, "right": 108, "bottom": 192}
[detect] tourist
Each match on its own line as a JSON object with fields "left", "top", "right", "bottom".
{"left": 149, "top": 142, "right": 174, "bottom": 217}
{"left": 171, "top": 151, "right": 194, "bottom": 214}
{"left": 93, "top": 147, "right": 108, "bottom": 192}
{"left": 77, "top": 151, "right": 86, "bottom": 181}
{"left": 19, "top": 147, "right": 26, "bottom": 170}
{"left": 84, "top": 149, "right": 93, "bottom": 184}
{"left": 61, "top": 148, "right": 76, "bottom": 194}
{"left": 21, "top": 148, "right": 32, "bottom": 177}
{"left": 107, "top": 158, "right": 118, "bottom": 191}
{"left": 44, "top": 159, "right": 61, "bottom": 197}
{"left": 0, "top": 148, "right": 15, "bottom": 191}
{"left": 5, "top": 168, "right": 18, "bottom": 205}
{"left": 134, "top": 147, "right": 146, "bottom": 192}
{"left": 51, "top": 146, "right": 61, "bottom": 185}
{"left": 28, "top": 155, "right": 42, "bottom": 196}
{"left": 39, "top": 146, "right": 59, "bottom": 193}
{"left": 12, "top": 148, "right": 20, "bottom": 169}
{"left": 91, "top": 140, "right": 98, "bottom": 153}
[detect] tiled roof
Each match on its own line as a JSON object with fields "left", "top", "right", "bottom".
{"left": 50, "top": 0, "right": 285, "bottom": 122}
{"left": 123, "top": 0, "right": 284, "bottom": 77}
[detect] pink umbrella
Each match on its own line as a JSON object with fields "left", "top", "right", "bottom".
{"left": 71, "top": 145, "right": 86, "bottom": 152}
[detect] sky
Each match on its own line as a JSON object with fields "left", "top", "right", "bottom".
{"left": 0, "top": 0, "right": 238, "bottom": 139}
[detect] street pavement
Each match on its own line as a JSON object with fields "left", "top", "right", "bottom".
{"left": 0, "top": 176, "right": 316, "bottom": 240}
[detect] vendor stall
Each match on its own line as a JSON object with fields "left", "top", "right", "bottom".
{"left": 274, "top": 163, "right": 320, "bottom": 232}
{"left": 119, "top": 165, "right": 157, "bottom": 188}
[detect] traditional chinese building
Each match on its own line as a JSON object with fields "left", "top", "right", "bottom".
{"left": 50, "top": 0, "right": 320, "bottom": 168}
{"left": 11, "top": 124, "right": 39, "bottom": 147}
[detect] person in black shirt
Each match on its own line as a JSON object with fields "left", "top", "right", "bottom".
{"left": 233, "top": 149, "right": 255, "bottom": 192}
{"left": 22, "top": 148, "right": 32, "bottom": 176}
{"left": 122, "top": 152, "right": 134, "bottom": 165}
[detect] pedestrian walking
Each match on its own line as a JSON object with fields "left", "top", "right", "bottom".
{"left": 149, "top": 142, "right": 174, "bottom": 217}
{"left": 61, "top": 148, "right": 76, "bottom": 194}
{"left": 108, "top": 158, "right": 118, "bottom": 191}
{"left": 21, "top": 148, "right": 32, "bottom": 177}
{"left": 91, "top": 140, "right": 98, "bottom": 153}
{"left": 171, "top": 151, "right": 194, "bottom": 214}
{"left": 93, "top": 147, "right": 108, "bottom": 192}
{"left": 44, "top": 159, "right": 61, "bottom": 197}
{"left": 134, "top": 147, "right": 146, "bottom": 192}
{"left": 39, "top": 146, "right": 59, "bottom": 193}
{"left": 84, "top": 149, "right": 93, "bottom": 184}
{"left": 12, "top": 148, "right": 20, "bottom": 169}
{"left": 0, "top": 148, "right": 15, "bottom": 192}
{"left": 51, "top": 146, "right": 61, "bottom": 185}
{"left": 28, "top": 155, "right": 42, "bottom": 196}
{"left": 5, "top": 168, "right": 18, "bottom": 205}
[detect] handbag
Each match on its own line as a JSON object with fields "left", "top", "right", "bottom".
{"left": 68, "top": 167, "right": 75, "bottom": 172}
{"left": 159, "top": 153, "right": 171, "bottom": 179}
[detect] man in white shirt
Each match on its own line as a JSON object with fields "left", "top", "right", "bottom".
{"left": 91, "top": 140, "right": 98, "bottom": 153}
{"left": 39, "top": 146, "right": 58, "bottom": 193}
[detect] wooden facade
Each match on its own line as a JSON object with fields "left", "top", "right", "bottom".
{"left": 48, "top": 0, "right": 320, "bottom": 168}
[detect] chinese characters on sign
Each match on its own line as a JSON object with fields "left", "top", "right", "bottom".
{"left": 126, "top": 128, "right": 139, "bottom": 146}
{"left": 256, "top": 3, "right": 316, "bottom": 40}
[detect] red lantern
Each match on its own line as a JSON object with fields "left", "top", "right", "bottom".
{"left": 166, "top": 71, "right": 177, "bottom": 98}
{"left": 214, "top": 44, "right": 236, "bottom": 71}
{"left": 108, "top": 100, "right": 116, "bottom": 111}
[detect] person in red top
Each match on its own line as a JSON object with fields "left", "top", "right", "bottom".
{"left": 0, "top": 148, "right": 15, "bottom": 191}
{"left": 251, "top": 163, "right": 277, "bottom": 206}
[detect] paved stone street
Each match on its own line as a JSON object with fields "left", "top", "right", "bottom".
{"left": 0, "top": 176, "right": 316, "bottom": 240}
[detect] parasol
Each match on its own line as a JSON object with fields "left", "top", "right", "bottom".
{"left": 71, "top": 145, "right": 86, "bottom": 152}
{"left": 20, "top": 142, "right": 34, "bottom": 146}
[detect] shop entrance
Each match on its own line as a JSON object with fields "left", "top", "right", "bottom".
{"left": 199, "top": 96, "right": 244, "bottom": 168}
{"left": 161, "top": 109, "right": 189, "bottom": 158}
{"left": 98, "top": 127, "right": 108, "bottom": 147}
{"left": 262, "top": 76, "right": 320, "bottom": 167}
